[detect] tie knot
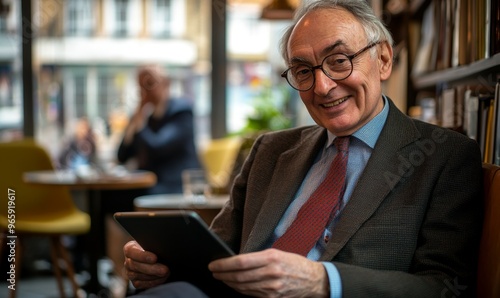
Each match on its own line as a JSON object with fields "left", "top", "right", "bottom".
{"left": 333, "top": 136, "right": 350, "bottom": 152}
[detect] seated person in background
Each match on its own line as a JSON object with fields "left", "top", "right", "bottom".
{"left": 103, "top": 65, "right": 201, "bottom": 213}
{"left": 117, "top": 64, "right": 201, "bottom": 195}
{"left": 123, "top": 1, "right": 483, "bottom": 297}
{"left": 58, "top": 117, "right": 97, "bottom": 170}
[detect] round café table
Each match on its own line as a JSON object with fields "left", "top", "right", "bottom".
{"left": 133, "top": 193, "right": 229, "bottom": 225}
{"left": 23, "top": 169, "right": 156, "bottom": 296}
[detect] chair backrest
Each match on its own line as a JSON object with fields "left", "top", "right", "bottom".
{"left": 200, "top": 137, "right": 243, "bottom": 192}
{"left": 477, "top": 163, "right": 500, "bottom": 298}
{"left": 0, "top": 139, "right": 77, "bottom": 221}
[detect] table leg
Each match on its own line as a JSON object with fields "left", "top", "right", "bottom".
{"left": 83, "top": 189, "right": 110, "bottom": 296}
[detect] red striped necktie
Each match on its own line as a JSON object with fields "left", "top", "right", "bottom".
{"left": 272, "top": 136, "right": 350, "bottom": 256}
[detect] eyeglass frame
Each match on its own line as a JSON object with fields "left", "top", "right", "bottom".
{"left": 281, "top": 41, "right": 382, "bottom": 91}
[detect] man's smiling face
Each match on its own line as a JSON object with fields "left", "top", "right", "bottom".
{"left": 287, "top": 7, "right": 393, "bottom": 136}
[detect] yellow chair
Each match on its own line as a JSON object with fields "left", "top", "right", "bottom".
{"left": 200, "top": 137, "right": 244, "bottom": 193}
{"left": 477, "top": 163, "right": 500, "bottom": 298}
{"left": 0, "top": 139, "right": 91, "bottom": 298}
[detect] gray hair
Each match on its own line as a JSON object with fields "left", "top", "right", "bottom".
{"left": 279, "top": 0, "right": 394, "bottom": 62}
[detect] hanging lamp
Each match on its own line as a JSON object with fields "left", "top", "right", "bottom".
{"left": 260, "top": 0, "right": 295, "bottom": 20}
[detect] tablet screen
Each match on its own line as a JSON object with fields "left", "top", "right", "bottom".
{"left": 114, "top": 210, "right": 235, "bottom": 286}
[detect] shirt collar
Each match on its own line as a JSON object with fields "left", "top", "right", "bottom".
{"left": 326, "top": 95, "right": 389, "bottom": 149}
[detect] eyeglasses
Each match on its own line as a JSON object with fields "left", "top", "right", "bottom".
{"left": 281, "top": 42, "right": 381, "bottom": 91}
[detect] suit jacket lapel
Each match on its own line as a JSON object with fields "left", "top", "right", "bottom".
{"left": 320, "top": 99, "right": 421, "bottom": 261}
{"left": 243, "top": 127, "right": 327, "bottom": 253}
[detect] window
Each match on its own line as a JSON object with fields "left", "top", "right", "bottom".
{"left": 0, "top": 0, "right": 13, "bottom": 34}
{"left": 149, "top": 0, "right": 185, "bottom": 38}
{"left": 74, "top": 74, "right": 88, "bottom": 119}
{"left": 0, "top": 15, "right": 7, "bottom": 33}
{"left": 0, "top": 68, "right": 13, "bottom": 107}
{"left": 150, "top": 0, "right": 172, "bottom": 37}
{"left": 0, "top": 66, "right": 21, "bottom": 138}
{"left": 97, "top": 72, "right": 120, "bottom": 121}
{"left": 65, "top": 0, "right": 94, "bottom": 36}
{"left": 115, "top": 0, "right": 129, "bottom": 37}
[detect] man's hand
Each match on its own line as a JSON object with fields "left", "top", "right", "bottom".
{"left": 132, "top": 100, "right": 154, "bottom": 130}
{"left": 123, "top": 241, "right": 170, "bottom": 289}
{"left": 122, "top": 101, "right": 153, "bottom": 144}
{"left": 208, "top": 248, "right": 329, "bottom": 298}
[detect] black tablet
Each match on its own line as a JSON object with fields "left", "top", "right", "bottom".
{"left": 113, "top": 210, "right": 235, "bottom": 286}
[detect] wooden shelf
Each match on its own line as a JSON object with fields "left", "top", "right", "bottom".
{"left": 411, "top": 53, "right": 500, "bottom": 89}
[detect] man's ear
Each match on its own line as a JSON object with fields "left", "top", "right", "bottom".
{"left": 378, "top": 41, "right": 393, "bottom": 81}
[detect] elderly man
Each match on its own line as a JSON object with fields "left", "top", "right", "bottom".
{"left": 122, "top": 1, "right": 482, "bottom": 297}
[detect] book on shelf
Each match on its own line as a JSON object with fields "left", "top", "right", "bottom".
{"left": 456, "top": 0, "right": 469, "bottom": 66}
{"left": 483, "top": 94, "right": 498, "bottom": 164}
{"left": 436, "top": 86, "right": 466, "bottom": 130}
{"left": 477, "top": 94, "right": 494, "bottom": 162}
{"left": 494, "top": 80, "right": 500, "bottom": 165}
{"left": 411, "top": 3, "right": 435, "bottom": 75}
{"left": 418, "top": 84, "right": 498, "bottom": 164}
{"left": 436, "top": 0, "right": 453, "bottom": 70}
{"left": 432, "top": 0, "right": 444, "bottom": 70}
{"left": 440, "top": 88, "right": 456, "bottom": 128}
{"left": 464, "top": 89, "right": 497, "bottom": 163}
{"left": 484, "top": 0, "right": 491, "bottom": 59}
{"left": 463, "top": 89, "right": 479, "bottom": 141}
{"left": 491, "top": 0, "right": 500, "bottom": 58}
{"left": 476, "top": 0, "right": 486, "bottom": 61}
{"left": 454, "top": 85, "right": 465, "bottom": 129}
{"left": 412, "top": 0, "right": 498, "bottom": 76}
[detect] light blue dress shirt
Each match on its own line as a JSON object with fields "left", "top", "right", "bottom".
{"left": 265, "top": 96, "right": 389, "bottom": 297}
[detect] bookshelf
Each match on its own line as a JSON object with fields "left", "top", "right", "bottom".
{"left": 412, "top": 53, "right": 500, "bottom": 90}
{"left": 406, "top": 0, "right": 499, "bottom": 165}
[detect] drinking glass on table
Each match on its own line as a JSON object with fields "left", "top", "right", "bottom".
{"left": 182, "top": 169, "right": 210, "bottom": 201}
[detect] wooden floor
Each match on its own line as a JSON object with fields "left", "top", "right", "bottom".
{"left": 0, "top": 259, "right": 128, "bottom": 298}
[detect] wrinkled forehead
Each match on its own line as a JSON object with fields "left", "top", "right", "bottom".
{"left": 287, "top": 8, "right": 367, "bottom": 56}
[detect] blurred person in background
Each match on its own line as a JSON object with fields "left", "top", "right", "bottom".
{"left": 117, "top": 64, "right": 201, "bottom": 195}
{"left": 58, "top": 116, "right": 97, "bottom": 170}
{"left": 103, "top": 64, "right": 201, "bottom": 213}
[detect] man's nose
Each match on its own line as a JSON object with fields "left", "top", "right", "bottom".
{"left": 313, "top": 68, "right": 337, "bottom": 94}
